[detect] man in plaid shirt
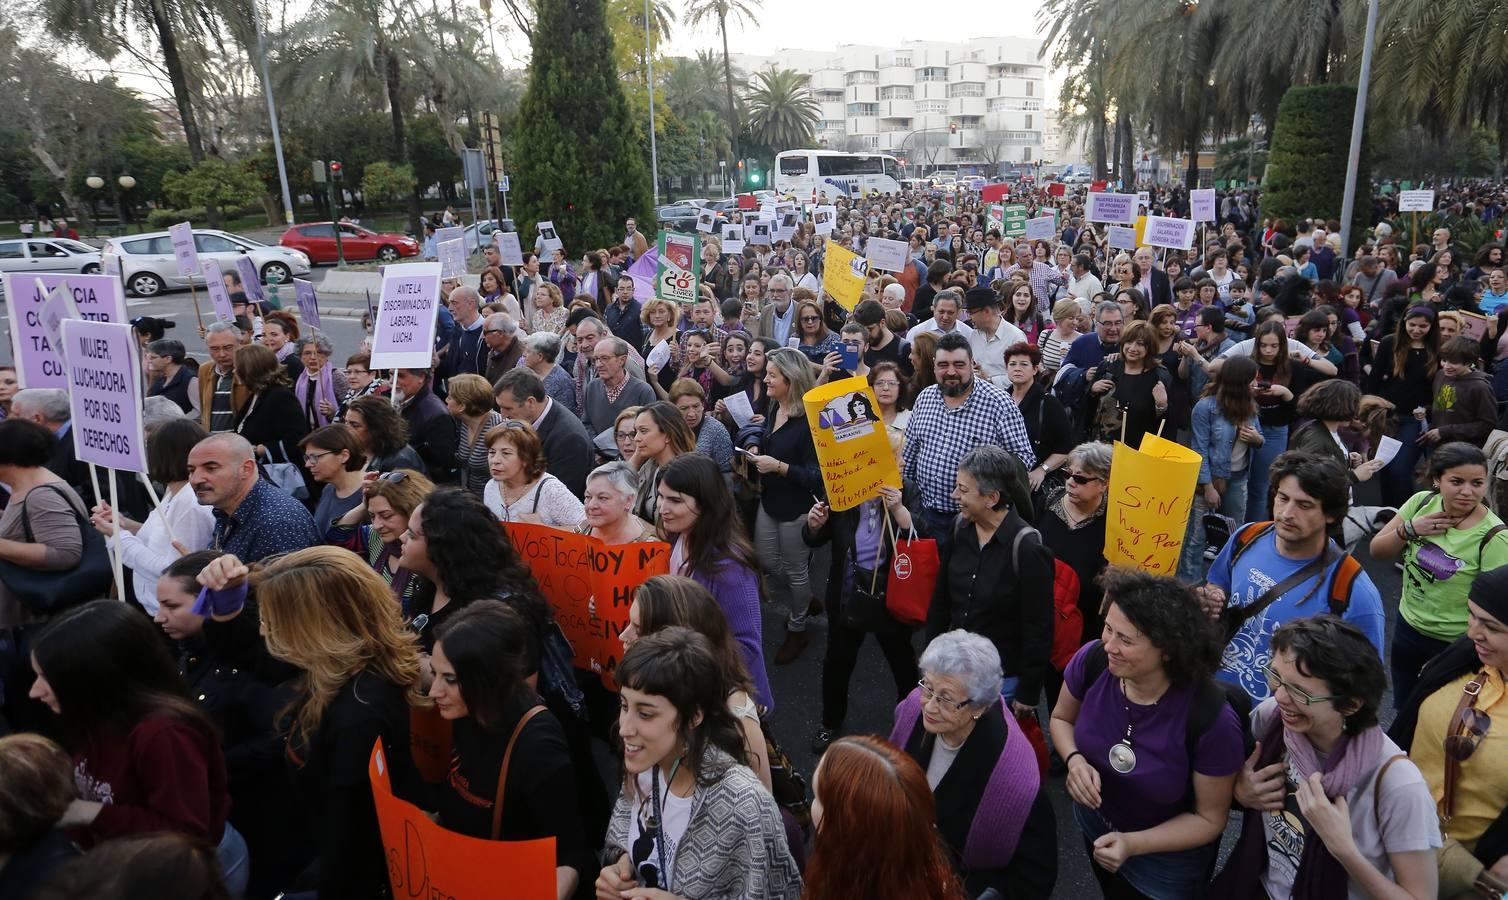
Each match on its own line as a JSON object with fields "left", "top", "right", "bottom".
{"left": 902, "top": 332, "right": 1036, "bottom": 550}
{"left": 1003, "top": 243, "right": 1065, "bottom": 315}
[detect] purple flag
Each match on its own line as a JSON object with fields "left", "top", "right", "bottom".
{"left": 629, "top": 247, "right": 658, "bottom": 301}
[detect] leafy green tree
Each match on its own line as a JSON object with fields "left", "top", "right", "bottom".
{"left": 685, "top": 0, "right": 761, "bottom": 186}
{"left": 744, "top": 67, "right": 819, "bottom": 151}
{"left": 361, "top": 161, "right": 418, "bottom": 204}
{"left": 162, "top": 158, "right": 265, "bottom": 211}
{"left": 512, "top": 0, "right": 651, "bottom": 251}
{"left": 1261, "top": 85, "right": 1370, "bottom": 238}
{"left": 408, "top": 115, "right": 462, "bottom": 205}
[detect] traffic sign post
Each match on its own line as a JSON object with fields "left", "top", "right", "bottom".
{"left": 327, "top": 161, "right": 346, "bottom": 266}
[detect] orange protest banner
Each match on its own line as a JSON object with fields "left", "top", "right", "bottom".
{"left": 368, "top": 739, "right": 557, "bottom": 899}
{"left": 504, "top": 523, "right": 670, "bottom": 688}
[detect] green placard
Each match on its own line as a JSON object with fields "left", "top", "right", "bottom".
{"left": 1380, "top": 183, "right": 1395, "bottom": 194}
{"left": 1215, "top": 179, "right": 1227, "bottom": 190}
{"left": 1003, "top": 203, "right": 1029, "bottom": 238}
{"left": 1401, "top": 180, "right": 1413, "bottom": 190}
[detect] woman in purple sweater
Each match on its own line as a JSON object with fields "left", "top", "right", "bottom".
{"left": 655, "top": 453, "right": 774, "bottom": 709}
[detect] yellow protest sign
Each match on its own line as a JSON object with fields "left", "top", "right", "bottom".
{"left": 1104, "top": 432, "right": 1200, "bottom": 575}
{"left": 803, "top": 376, "right": 901, "bottom": 511}
{"left": 1134, "top": 214, "right": 1148, "bottom": 248}
{"left": 821, "top": 239, "right": 867, "bottom": 311}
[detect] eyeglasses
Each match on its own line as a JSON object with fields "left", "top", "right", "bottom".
{"left": 1261, "top": 662, "right": 1342, "bottom": 706}
{"left": 484, "top": 329, "right": 506, "bottom": 336}
{"left": 614, "top": 430, "right": 636, "bottom": 441}
{"left": 1446, "top": 706, "right": 1491, "bottom": 762}
{"left": 800, "top": 316, "right": 821, "bottom": 323}
{"left": 1066, "top": 473, "right": 1102, "bottom": 485}
{"left": 872, "top": 380, "right": 901, "bottom": 389}
{"left": 376, "top": 470, "right": 408, "bottom": 484}
{"left": 303, "top": 450, "right": 335, "bottom": 465}
{"left": 917, "top": 679, "right": 970, "bottom": 711}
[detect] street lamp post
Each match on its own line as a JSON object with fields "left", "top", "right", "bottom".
{"left": 117, "top": 175, "right": 136, "bottom": 231}
{"left": 645, "top": 0, "right": 660, "bottom": 207}
{"left": 1339, "top": 0, "right": 1380, "bottom": 258}
{"left": 251, "top": 0, "right": 295, "bottom": 225}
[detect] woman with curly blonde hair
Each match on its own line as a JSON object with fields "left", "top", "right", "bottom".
{"left": 194, "top": 545, "right": 425, "bottom": 900}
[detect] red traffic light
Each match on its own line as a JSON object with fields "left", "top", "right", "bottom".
{"left": 330, "top": 161, "right": 343, "bottom": 177}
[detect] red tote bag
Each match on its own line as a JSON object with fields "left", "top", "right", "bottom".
{"left": 886, "top": 524, "right": 938, "bottom": 626}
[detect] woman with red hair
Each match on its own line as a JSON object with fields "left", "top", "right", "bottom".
{"left": 804, "top": 735, "right": 963, "bottom": 900}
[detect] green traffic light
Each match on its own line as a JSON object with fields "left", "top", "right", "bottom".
{"left": 750, "top": 172, "right": 762, "bottom": 185}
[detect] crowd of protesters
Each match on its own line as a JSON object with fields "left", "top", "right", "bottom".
{"left": 0, "top": 177, "right": 1505, "bottom": 900}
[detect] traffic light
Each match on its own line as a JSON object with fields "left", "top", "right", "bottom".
{"left": 330, "top": 160, "right": 344, "bottom": 180}
{"left": 748, "top": 159, "right": 762, "bottom": 186}
{"left": 949, "top": 122, "right": 957, "bottom": 134}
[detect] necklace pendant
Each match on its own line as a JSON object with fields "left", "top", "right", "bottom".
{"left": 1108, "top": 740, "right": 1137, "bottom": 774}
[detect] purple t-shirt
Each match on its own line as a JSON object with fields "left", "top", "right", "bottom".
{"left": 1064, "top": 642, "right": 1244, "bottom": 832}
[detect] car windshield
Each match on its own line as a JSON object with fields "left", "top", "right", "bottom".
{"left": 54, "top": 239, "right": 97, "bottom": 254}
{"left": 229, "top": 233, "right": 267, "bottom": 248}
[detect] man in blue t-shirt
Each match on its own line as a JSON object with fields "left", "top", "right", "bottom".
{"left": 1196, "top": 453, "right": 1384, "bottom": 702}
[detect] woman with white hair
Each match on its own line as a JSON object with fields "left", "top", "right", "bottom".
{"left": 889, "top": 629, "right": 1058, "bottom": 898}
{"left": 522, "top": 331, "right": 578, "bottom": 417}
{"left": 293, "top": 331, "right": 347, "bottom": 430}
{"left": 579, "top": 462, "right": 655, "bottom": 544}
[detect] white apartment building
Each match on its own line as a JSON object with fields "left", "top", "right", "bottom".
{"left": 730, "top": 38, "right": 1047, "bottom": 176}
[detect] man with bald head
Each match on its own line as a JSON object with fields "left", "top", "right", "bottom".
{"left": 188, "top": 433, "right": 318, "bottom": 561}
{"left": 438, "top": 284, "right": 487, "bottom": 379}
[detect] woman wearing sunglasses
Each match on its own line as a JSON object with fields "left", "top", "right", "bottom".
{"left": 1388, "top": 565, "right": 1508, "bottom": 900}
{"left": 1214, "top": 616, "right": 1439, "bottom": 900}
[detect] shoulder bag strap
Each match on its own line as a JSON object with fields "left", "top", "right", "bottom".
{"left": 1229, "top": 542, "right": 1337, "bottom": 633}
{"left": 491, "top": 704, "right": 548, "bottom": 840}
{"left": 1373, "top": 752, "right": 1409, "bottom": 826}
{"left": 1443, "top": 673, "right": 1488, "bottom": 822}
{"left": 1478, "top": 524, "right": 1508, "bottom": 563}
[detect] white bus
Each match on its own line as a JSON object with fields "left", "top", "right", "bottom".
{"left": 772, "top": 150, "right": 903, "bottom": 199}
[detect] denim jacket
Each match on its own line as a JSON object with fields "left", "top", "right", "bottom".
{"left": 1191, "top": 395, "right": 1258, "bottom": 485}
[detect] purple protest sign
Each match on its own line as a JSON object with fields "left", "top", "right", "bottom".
{"left": 168, "top": 222, "right": 199, "bottom": 276}
{"left": 235, "top": 255, "right": 265, "bottom": 303}
{"left": 370, "top": 262, "right": 442, "bottom": 369}
{"left": 2, "top": 272, "right": 129, "bottom": 388}
{"left": 1144, "top": 215, "right": 1195, "bottom": 250}
{"left": 61, "top": 318, "right": 147, "bottom": 474}
{"left": 1190, "top": 188, "right": 1216, "bottom": 222}
{"left": 1085, "top": 192, "right": 1138, "bottom": 225}
{"left": 294, "top": 278, "right": 321, "bottom": 329}
{"left": 201, "top": 259, "right": 237, "bottom": 322}
{"left": 494, "top": 231, "right": 524, "bottom": 266}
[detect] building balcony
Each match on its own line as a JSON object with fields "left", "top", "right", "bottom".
{"left": 879, "top": 66, "right": 915, "bottom": 86}
{"left": 948, "top": 96, "right": 986, "bottom": 117}
{"left": 879, "top": 98, "right": 914, "bottom": 118}
{"left": 846, "top": 84, "right": 878, "bottom": 103}
{"left": 949, "top": 61, "right": 987, "bottom": 82}
{"left": 809, "top": 69, "right": 845, "bottom": 91}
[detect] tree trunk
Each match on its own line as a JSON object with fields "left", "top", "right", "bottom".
{"left": 1185, "top": 133, "right": 1200, "bottom": 188}
{"left": 1093, "top": 112, "right": 1109, "bottom": 180}
{"left": 1111, "top": 108, "right": 1124, "bottom": 184}
{"left": 1119, "top": 112, "right": 1134, "bottom": 188}
{"left": 150, "top": 0, "right": 219, "bottom": 227}
{"left": 719, "top": 10, "right": 741, "bottom": 189}
{"left": 384, "top": 47, "right": 422, "bottom": 235}
{"left": 29, "top": 140, "right": 94, "bottom": 234}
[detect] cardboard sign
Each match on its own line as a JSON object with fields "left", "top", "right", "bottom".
{"left": 435, "top": 225, "right": 465, "bottom": 256}
{"left": 294, "top": 278, "right": 321, "bottom": 329}
{"left": 201, "top": 259, "right": 237, "bottom": 322}
{"left": 503, "top": 524, "right": 670, "bottom": 687}
{"left": 812, "top": 206, "right": 836, "bottom": 236}
{"left": 1089, "top": 180, "right": 1107, "bottom": 192}
{"left": 656, "top": 231, "right": 700, "bottom": 306}
{"left": 1104, "top": 432, "right": 1199, "bottom": 576}
{"left": 750, "top": 219, "right": 774, "bottom": 245}
{"left": 720, "top": 224, "right": 745, "bottom": 256}
{"left": 1107, "top": 225, "right": 1137, "bottom": 251}
{"left": 235, "top": 255, "right": 265, "bottom": 303}
{"left": 168, "top": 221, "right": 198, "bottom": 277}
{"left": 1143, "top": 215, "right": 1195, "bottom": 250}
{"left": 438, "top": 238, "right": 467, "bottom": 280}
{"left": 61, "top": 318, "right": 146, "bottom": 474}
{"left": 1459, "top": 311, "right": 1490, "bottom": 342}
{"left": 865, "top": 237, "right": 909, "bottom": 273}
{"left": 1003, "top": 204, "right": 1029, "bottom": 238}
{"left": 775, "top": 211, "right": 798, "bottom": 243}
{"left": 736, "top": 194, "right": 758, "bottom": 210}
{"left": 1047, "top": 182, "right": 1066, "bottom": 197}
{"left": 821, "top": 240, "right": 867, "bottom": 311}
{"left": 1397, "top": 190, "right": 1435, "bottom": 213}
{"left": 1190, "top": 188, "right": 1216, "bottom": 222}
{"left": 536, "top": 220, "right": 566, "bottom": 255}
{"left": 370, "top": 262, "right": 442, "bottom": 369}
{"left": 980, "top": 183, "right": 1009, "bottom": 203}
{"left": 494, "top": 230, "right": 524, "bottom": 266}
{"left": 3, "top": 272, "right": 129, "bottom": 389}
{"left": 1086, "top": 192, "right": 1138, "bottom": 225}
{"left": 986, "top": 204, "right": 1005, "bottom": 233}
{"left": 368, "top": 741, "right": 557, "bottom": 900}
{"left": 1136, "top": 191, "right": 1151, "bottom": 208}
{"left": 803, "top": 376, "right": 901, "bottom": 511}
{"left": 1024, "top": 215, "right": 1057, "bottom": 241}
{"left": 695, "top": 209, "right": 716, "bottom": 233}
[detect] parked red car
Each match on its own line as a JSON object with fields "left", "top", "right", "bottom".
{"left": 279, "top": 222, "right": 420, "bottom": 264}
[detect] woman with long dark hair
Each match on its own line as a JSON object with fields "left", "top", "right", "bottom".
{"left": 28, "top": 601, "right": 245, "bottom": 893}
{"left": 1245, "top": 318, "right": 1318, "bottom": 519}
{"left": 1180, "top": 355, "right": 1264, "bottom": 580}
{"left": 804, "top": 736, "right": 965, "bottom": 900}
{"left": 595, "top": 628, "right": 800, "bottom": 900}
{"left": 1364, "top": 306, "right": 1439, "bottom": 507}
{"left": 232, "top": 343, "right": 309, "bottom": 480}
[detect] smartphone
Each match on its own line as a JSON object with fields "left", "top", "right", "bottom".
{"left": 839, "top": 344, "right": 860, "bottom": 370}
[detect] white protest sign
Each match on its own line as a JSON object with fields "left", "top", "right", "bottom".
{"left": 494, "top": 230, "right": 524, "bottom": 266}
{"left": 1398, "top": 190, "right": 1436, "bottom": 213}
{"left": 721, "top": 225, "right": 745, "bottom": 255}
{"left": 3, "top": 272, "right": 130, "bottom": 388}
{"left": 200, "top": 259, "right": 237, "bottom": 322}
{"left": 535, "top": 221, "right": 563, "bottom": 254}
{"left": 103, "top": 252, "right": 121, "bottom": 277}
{"left": 812, "top": 206, "right": 836, "bottom": 236}
{"left": 435, "top": 224, "right": 465, "bottom": 250}
{"left": 370, "top": 262, "right": 443, "bottom": 370}
{"left": 1143, "top": 215, "right": 1196, "bottom": 250}
{"left": 722, "top": 391, "right": 755, "bottom": 429}
{"left": 1086, "top": 192, "right": 1138, "bottom": 225}
{"left": 775, "top": 211, "right": 798, "bottom": 242}
{"left": 1373, "top": 435, "right": 1403, "bottom": 467}
{"left": 235, "top": 255, "right": 264, "bottom": 303}
{"left": 750, "top": 220, "right": 774, "bottom": 245}
{"left": 1136, "top": 191, "right": 1151, "bottom": 207}
{"left": 168, "top": 222, "right": 199, "bottom": 277}
{"left": 1024, "top": 215, "right": 1057, "bottom": 241}
{"left": 1190, "top": 188, "right": 1216, "bottom": 222}
{"left": 61, "top": 318, "right": 147, "bottom": 474}
{"left": 1107, "top": 225, "right": 1138, "bottom": 251}
{"left": 294, "top": 278, "right": 321, "bottom": 330}
{"left": 864, "top": 237, "right": 909, "bottom": 273}
{"left": 438, "top": 238, "right": 467, "bottom": 279}
{"left": 695, "top": 210, "right": 716, "bottom": 233}
{"left": 645, "top": 339, "right": 672, "bottom": 371}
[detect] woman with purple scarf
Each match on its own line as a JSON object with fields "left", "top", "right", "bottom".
{"left": 890, "top": 630, "right": 1058, "bottom": 898}
{"left": 293, "top": 332, "right": 348, "bottom": 431}
{"left": 1213, "top": 617, "right": 1438, "bottom": 900}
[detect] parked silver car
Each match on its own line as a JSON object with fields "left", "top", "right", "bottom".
{"left": 102, "top": 229, "right": 311, "bottom": 298}
{"left": 0, "top": 237, "right": 101, "bottom": 298}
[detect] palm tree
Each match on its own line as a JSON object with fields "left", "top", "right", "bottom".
{"left": 276, "top": 0, "right": 436, "bottom": 233}
{"left": 1373, "top": 0, "right": 1508, "bottom": 152}
{"left": 684, "top": 0, "right": 760, "bottom": 181}
{"left": 744, "top": 67, "right": 819, "bottom": 151}
{"left": 40, "top": 0, "right": 231, "bottom": 223}
{"left": 609, "top": 0, "right": 674, "bottom": 83}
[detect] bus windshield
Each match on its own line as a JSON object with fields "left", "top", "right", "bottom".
{"left": 817, "top": 155, "right": 883, "bottom": 177}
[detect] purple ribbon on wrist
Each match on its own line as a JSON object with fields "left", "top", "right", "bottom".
{"left": 191, "top": 582, "right": 248, "bottom": 618}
